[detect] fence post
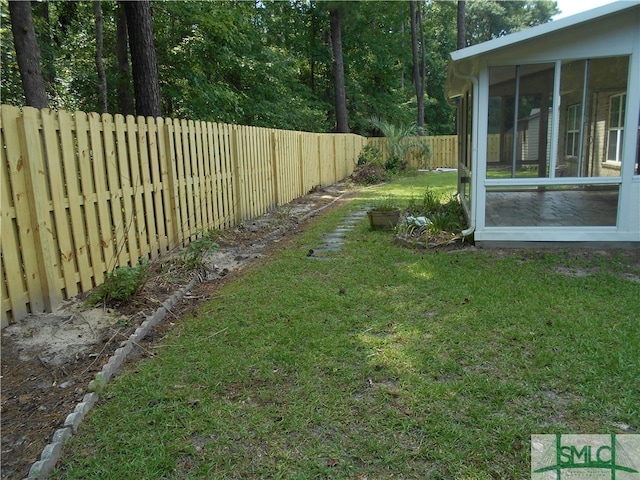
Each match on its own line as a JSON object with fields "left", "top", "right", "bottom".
{"left": 18, "top": 107, "right": 62, "bottom": 312}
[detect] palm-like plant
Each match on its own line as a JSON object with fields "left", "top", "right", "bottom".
{"left": 370, "top": 117, "right": 432, "bottom": 171}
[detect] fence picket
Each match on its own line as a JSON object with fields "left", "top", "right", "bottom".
{"left": 187, "top": 119, "right": 201, "bottom": 236}
{"left": 58, "top": 111, "right": 92, "bottom": 292}
{"left": 124, "top": 115, "right": 148, "bottom": 259}
{"left": 114, "top": 114, "right": 138, "bottom": 264}
{"left": 171, "top": 119, "right": 185, "bottom": 244}
{"left": 88, "top": 112, "right": 117, "bottom": 271}
{"left": 19, "top": 107, "right": 62, "bottom": 311}
{"left": 101, "top": 113, "right": 128, "bottom": 269}
{"left": 146, "top": 117, "right": 168, "bottom": 254}
{"left": 137, "top": 117, "right": 158, "bottom": 259}
{"left": 162, "top": 119, "right": 181, "bottom": 247}
{"left": 1, "top": 108, "right": 28, "bottom": 325}
{"left": 180, "top": 119, "right": 195, "bottom": 241}
{"left": 75, "top": 111, "right": 104, "bottom": 286}
{"left": 209, "top": 123, "right": 224, "bottom": 230}
{"left": 219, "top": 123, "right": 235, "bottom": 228}
{"left": 41, "top": 109, "right": 78, "bottom": 297}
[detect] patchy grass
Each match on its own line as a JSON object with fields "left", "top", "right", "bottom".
{"left": 56, "top": 172, "right": 639, "bottom": 479}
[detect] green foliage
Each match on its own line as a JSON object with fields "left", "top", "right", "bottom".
{"left": 410, "top": 187, "right": 441, "bottom": 213}
{"left": 87, "top": 261, "right": 149, "bottom": 305}
{"left": 405, "top": 187, "right": 465, "bottom": 235}
{"left": 2, "top": 0, "right": 557, "bottom": 135}
{"left": 183, "top": 230, "right": 219, "bottom": 270}
{"left": 369, "top": 194, "right": 400, "bottom": 212}
{"left": 370, "top": 117, "right": 432, "bottom": 172}
{"left": 357, "top": 144, "right": 382, "bottom": 166}
{"left": 465, "top": 0, "right": 559, "bottom": 45}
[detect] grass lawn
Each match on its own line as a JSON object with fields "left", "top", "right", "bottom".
{"left": 55, "top": 172, "right": 639, "bottom": 479}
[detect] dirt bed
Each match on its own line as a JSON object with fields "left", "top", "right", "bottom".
{"left": 1, "top": 183, "right": 357, "bottom": 480}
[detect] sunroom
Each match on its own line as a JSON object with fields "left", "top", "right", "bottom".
{"left": 446, "top": 2, "right": 640, "bottom": 247}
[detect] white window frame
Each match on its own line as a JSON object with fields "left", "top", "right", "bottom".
{"left": 606, "top": 93, "right": 626, "bottom": 163}
{"left": 565, "top": 104, "right": 581, "bottom": 157}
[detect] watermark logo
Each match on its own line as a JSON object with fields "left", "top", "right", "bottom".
{"left": 531, "top": 434, "right": 640, "bottom": 479}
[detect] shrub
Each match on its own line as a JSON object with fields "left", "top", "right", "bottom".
{"left": 357, "top": 144, "right": 383, "bottom": 166}
{"left": 384, "top": 155, "right": 402, "bottom": 174}
{"left": 88, "top": 260, "right": 149, "bottom": 305}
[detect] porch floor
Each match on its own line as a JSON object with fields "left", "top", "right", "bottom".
{"left": 485, "top": 188, "right": 619, "bottom": 227}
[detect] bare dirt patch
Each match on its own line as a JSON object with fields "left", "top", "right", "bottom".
{"left": 1, "top": 182, "right": 358, "bottom": 480}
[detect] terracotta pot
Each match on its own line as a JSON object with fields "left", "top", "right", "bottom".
{"left": 367, "top": 208, "right": 401, "bottom": 230}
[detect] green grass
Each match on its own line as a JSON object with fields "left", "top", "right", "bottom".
{"left": 55, "top": 172, "right": 639, "bottom": 479}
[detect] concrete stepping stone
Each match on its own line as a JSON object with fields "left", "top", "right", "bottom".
{"left": 307, "top": 208, "right": 368, "bottom": 260}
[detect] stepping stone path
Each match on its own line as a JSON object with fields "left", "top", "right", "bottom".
{"left": 307, "top": 208, "right": 369, "bottom": 260}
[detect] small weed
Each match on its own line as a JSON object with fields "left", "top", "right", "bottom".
{"left": 272, "top": 206, "right": 293, "bottom": 228}
{"left": 87, "top": 260, "right": 149, "bottom": 305}
{"left": 183, "top": 229, "right": 219, "bottom": 270}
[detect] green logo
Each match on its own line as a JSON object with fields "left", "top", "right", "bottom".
{"left": 531, "top": 434, "right": 640, "bottom": 480}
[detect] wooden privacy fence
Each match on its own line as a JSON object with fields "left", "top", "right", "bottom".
{"left": 0, "top": 105, "right": 366, "bottom": 326}
{"left": 367, "top": 135, "right": 458, "bottom": 169}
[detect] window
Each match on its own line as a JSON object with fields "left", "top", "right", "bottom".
{"left": 565, "top": 104, "right": 582, "bottom": 157}
{"left": 607, "top": 93, "right": 626, "bottom": 163}
{"left": 486, "top": 57, "right": 629, "bottom": 179}
{"left": 486, "top": 63, "right": 554, "bottom": 178}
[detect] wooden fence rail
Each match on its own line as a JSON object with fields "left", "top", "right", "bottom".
{"left": 0, "top": 105, "right": 367, "bottom": 326}
{"left": 1, "top": 105, "right": 459, "bottom": 326}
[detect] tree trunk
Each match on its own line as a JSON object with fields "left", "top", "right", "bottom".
{"left": 418, "top": 3, "right": 426, "bottom": 133}
{"left": 309, "top": 8, "right": 317, "bottom": 94}
{"left": 330, "top": 7, "right": 348, "bottom": 133}
{"left": 410, "top": 0, "right": 424, "bottom": 131}
{"left": 116, "top": 2, "right": 134, "bottom": 116}
{"left": 9, "top": 0, "right": 49, "bottom": 109}
{"left": 400, "top": 21, "right": 405, "bottom": 90}
{"left": 123, "top": 0, "right": 161, "bottom": 118}
{"left": 94, "top": 0, "right": 107, "bottom": 113}
{"left": 31, "top": 1, "right": 55, "bottom": 89}
{"left": 457, "top": 0, "right": 466, "bottom": 50}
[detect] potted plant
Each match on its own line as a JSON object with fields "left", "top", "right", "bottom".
{"left": 367, "top": 195, "right": 402, "bottom": 230}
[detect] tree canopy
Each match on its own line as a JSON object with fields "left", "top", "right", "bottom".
{"left": 1, "top": 0, "right": 558, "bottom": 135}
